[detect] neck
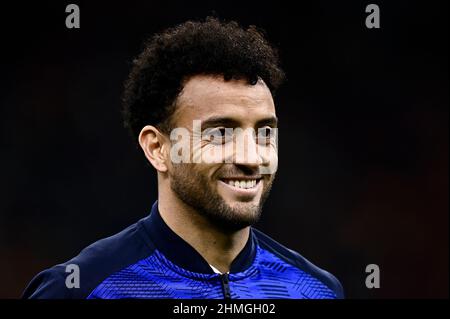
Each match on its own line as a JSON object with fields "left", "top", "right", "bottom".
{"left": 158, "top": 184, "right": 249, "bottom": 274}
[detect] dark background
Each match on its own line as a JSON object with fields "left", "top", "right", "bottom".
{"left": 0, "top": 0, "right": 448, "bottom": 298}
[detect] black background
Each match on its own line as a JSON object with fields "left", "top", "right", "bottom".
{"left": 0, "top": 0, "right": 448, "bottom": 298}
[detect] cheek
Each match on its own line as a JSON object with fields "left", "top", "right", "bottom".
{"left": 257, "top": 141, "right": 277, "bottom": 156}
{"left": 258, "top": 145, "right": 278, "bottom": 175}
{"left": 200, "top": 144, "right": 227, "bottom": 164}
{"left": 190, "top": 163, "right": 221, "bottom": 183}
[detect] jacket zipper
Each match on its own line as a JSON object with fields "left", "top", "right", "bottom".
{"left": 220, "top": 273, "right": 231, "bottom": 299}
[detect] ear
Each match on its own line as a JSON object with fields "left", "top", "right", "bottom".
{"left": 138, "top": 125, "right": 169, "bottom": 173}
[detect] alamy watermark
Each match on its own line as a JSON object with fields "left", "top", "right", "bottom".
{"left": 365, "top": 264, "right": 380, "bottom": 289}
{"left": 167, "top": 120, "right": 278, "bottom": 175}
{"left": 65, "top": 264, "right": 80, "bottom": 289}
{"left": 65, "top": 4, "right": 80, "bottom": 29}
{"left": 365, "top": 4, "right": 380, "bottom": 29}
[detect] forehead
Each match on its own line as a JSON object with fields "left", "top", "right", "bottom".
{"left": 173, "top": 75, "right": 276, "bottom": 126}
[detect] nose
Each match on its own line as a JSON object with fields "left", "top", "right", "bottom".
{"left": 234, "top": 129, "right": 264, "bottom": 167}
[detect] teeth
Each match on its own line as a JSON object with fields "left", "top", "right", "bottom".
{"left": 226, "top": 179, "right": 258, "bottom": 189}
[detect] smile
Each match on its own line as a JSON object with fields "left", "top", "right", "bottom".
{"left": 224, "top": 179, "right": 258, "bottom": 189}
{"left": 218, "top": 178, "right": 262, "bottom": 196}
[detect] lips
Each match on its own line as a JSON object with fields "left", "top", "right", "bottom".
{"left": 217, "top": 177, "right": 263, "bottom": 201}
{"left": 223, "top": 179, "right": 258, "bottom": 189}
{"left": 220, "top": 176, "right": 262, "bottom": 188}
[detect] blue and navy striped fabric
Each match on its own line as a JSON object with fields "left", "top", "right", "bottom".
{"left": 88, "top": 248, "right": 337, "bottom": 299}
{"left": 23, "top": 202, "right": 344, "bottom": 299}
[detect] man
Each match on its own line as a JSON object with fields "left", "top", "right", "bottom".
{"left": 23, "top": 17, "right": 344, "bottom": 299}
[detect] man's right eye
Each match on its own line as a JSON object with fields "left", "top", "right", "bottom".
{"left": 203, "top": 128, "right": 233, "bottom": 144}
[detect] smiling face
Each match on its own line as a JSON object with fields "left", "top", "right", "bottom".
{"left": 165, "top": 75, "right": 278, "bottom": 231}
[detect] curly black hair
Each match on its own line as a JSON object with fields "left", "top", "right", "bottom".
{"left": 122, "top": 17, "right": 285, "bottom": 142}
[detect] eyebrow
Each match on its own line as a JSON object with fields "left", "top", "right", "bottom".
{"left": 256, "top": 116, "right": 278, "bottom": 127}
{"left": 201, "top": 116, "right": 278, "bottom": 128}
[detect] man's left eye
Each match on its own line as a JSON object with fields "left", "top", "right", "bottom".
{"left": 257, "top": 127, "right": 275, "bottom": 145}
{"left": 260, "top": 127, "right": 273, "bottom": 135}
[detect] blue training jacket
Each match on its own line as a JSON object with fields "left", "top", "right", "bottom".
{"left": 22, "top": 201, "right": 344, "bottom": 299}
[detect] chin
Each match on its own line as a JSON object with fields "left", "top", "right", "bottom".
{"left": 225, "top": 200, "right": 261, "bottom": 217}
{"left": 224, "top": 198, "right": 259, "bottom": 208}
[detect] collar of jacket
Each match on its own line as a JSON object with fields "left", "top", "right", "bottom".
{"left": 142, "top": 201, "right": 257, "bottom": 274}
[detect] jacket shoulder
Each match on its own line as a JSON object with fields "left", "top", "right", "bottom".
{"left": 252, "top": 228, "right": 344, "bottom": 299}
{"left": 22, "top": 217, "right": 155, "bottom": 299}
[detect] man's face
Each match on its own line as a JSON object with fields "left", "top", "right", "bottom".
{"left": 166, "top": 75, "right": 278, "bottom": 231}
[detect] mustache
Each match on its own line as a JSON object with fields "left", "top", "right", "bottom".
{"left": 216, "top": 166, "right": 266, "bottom": 180}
